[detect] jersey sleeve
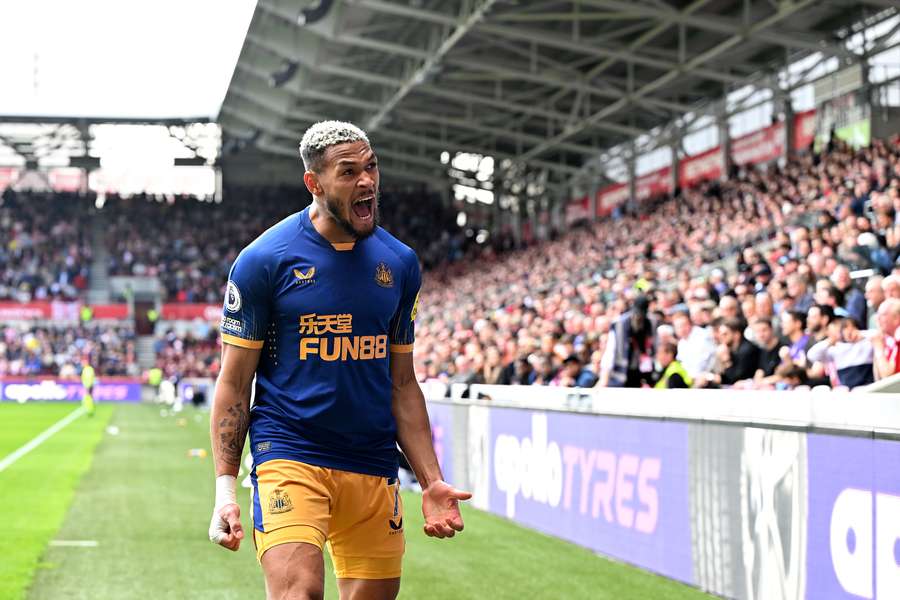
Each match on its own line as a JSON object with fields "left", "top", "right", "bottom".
{"left": 220, "top": 246, "right": 271, "bottom": 350}
{"left": 388, "top": 252, "right": 422, "bottom": 353}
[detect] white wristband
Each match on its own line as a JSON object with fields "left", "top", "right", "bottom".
{"left": 215, "top": 474, "right": 237, "bottom": 509}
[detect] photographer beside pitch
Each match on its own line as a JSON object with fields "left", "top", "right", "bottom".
{"left": 208, "top": 121, "right": 470, "bottom": 600}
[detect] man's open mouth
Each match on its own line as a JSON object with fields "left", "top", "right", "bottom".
{"left": 352, "top": 196, "right": 374, "bottom": 220}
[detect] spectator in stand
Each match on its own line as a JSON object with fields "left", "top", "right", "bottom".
{"left": 448, "top": 355, "right": 478, "bottom": 386}
{"left": 752, "top": 318, "right": 786, "bottom": 378}
{"left": 883, "top": 274, "right": 900, "bottom": 300}
{"left": 530, "top": 354, "right": 556, "bottom": 386}
{"left": 787, "top": 274, "right": 814, "bottom": 313}
{"left": 872, "top": 298, "right": 900, "bottom": 381}
{"left": 651, "top": 340, "right": 691, "bottom": 389}
{"left": 552, "top": 355, "right": 598, "bottom": 388}
{"left": 773, "top": 363, "right": 808, "bottom": 390}
{"left": 865, "top": 275, "right": 886, "bottom": 330}
{"left": 480, "top": 346, "right": 505, "bottom": 385}
{"left": 806, "top": 304, "right": 835, "bottom": 346}
{"left": 702, "top": 318, "right": 759, "bottom": 387}
{"left": 780, "top": 310, "right": 811, "bottom": 366}
{"left": 807, "top": 309, "right": 874, "bottom": 389}
{"left": 499, "top": 355, "right": 533, "bottom": 386}
{"left": 718, "top": 295, "right": 741, "bottom": 323}
{"left": 672, "top": 311, "right": 715, "bottom": 380}
{"left": 599, "top": 295, "right": 657, "bottom": 388}
{"left": 831, "top": 265, "right": 867, "bottom": 327}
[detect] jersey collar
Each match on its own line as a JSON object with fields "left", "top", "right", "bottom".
{"left": 300, "top": 206, "right": 357, "bottom": 252}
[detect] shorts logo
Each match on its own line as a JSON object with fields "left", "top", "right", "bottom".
{"left": 225, "top": 281, "right": 241, "bottom": 313}
{"left": 389, "top": 480, "right": 402, "bottom": 532}
{"left": 375, "top": 262, "right": 394, "bottom": 288}
{"left": 293, "top": 266, "right": 316, "bottom": 286}
{"left": 268, "top": 489, "right": 293, "bottom": 514}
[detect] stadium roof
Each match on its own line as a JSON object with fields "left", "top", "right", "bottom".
{"left": 0, "top": 0, "right": 255, "bottom": 170}
{"left": 220, "top": 0, "right": 899, "bottom": 192}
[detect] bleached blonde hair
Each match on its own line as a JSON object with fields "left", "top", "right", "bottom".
{"left": 299, "top": 120, "right": 370, "bottom": 171}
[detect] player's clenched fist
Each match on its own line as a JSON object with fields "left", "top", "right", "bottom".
{"left": 209, "top": 474, "right": 244, "bottom": 551}
{"left": 421, "top": 480, "right": 472, "bottom": 539}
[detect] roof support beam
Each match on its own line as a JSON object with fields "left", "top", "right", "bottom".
{"left": 395, "top": 108, "right": 598, "bottom": 155}
{"left": 520, "top": 0, "right": 818, "bottom": 161}
{"left": 415, "top": 84, "right": 643, "bottom": 137}
{"left": 368, "top": 0, "right": 499, "bottom": 131}
{"left": 579, "top": 0, "right": 856, "bottom": 60}
{"left": 343, "top": 0, "right": 458, "bottom": 27}
{"left": 234, "top": 59, "right": 604, "bottom": 156}
{"left": 245, "top": 12, "right": 693, "bottom": 134}
{"left": 228, "top": 74, "right": 583, "bottom": 177}
{"left": 473, "top": 22, "right": 747, "bottom": 85}
{"left": 222, "top": 106, "right": 449, "bottom": 182}
{"left": 245, "top": 33, "right": 402, "bottom": 88}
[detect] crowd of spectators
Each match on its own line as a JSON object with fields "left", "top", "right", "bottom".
{"left": 103, "top": 189, "right": 294, "bottom": 303}
{"left": 4, "top": 136, "right": 900, "bottom": 390}
{"left": 0, "top": 189, "right": 93, "bottom": 302}
{"left": 415, "top": 135, "right": 900, "bottom": 391}
{"left": 0, "top": 184, "right": 466, "bottom": 305}
{"left": 0, "top": 323, "right": 136, "bottom": 377}
{"left": 102, "top": 185, "right": 465, "bottom": 301}
{"left": 154, "top": 328, "right": 220, "bottom": 380}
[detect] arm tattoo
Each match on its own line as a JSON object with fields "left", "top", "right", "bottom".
{"left": 216, "top": 404, "right": 249, "bottom": 467}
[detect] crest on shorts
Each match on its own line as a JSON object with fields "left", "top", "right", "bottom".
{"left": 375, "top": 262, "right": 394, "bottom": 288}
{"left": 268, "top": 489, "right": 293, "bottom": 514}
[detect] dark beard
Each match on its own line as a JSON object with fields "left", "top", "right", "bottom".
{"left": 322, "top": 192, "right": 379, "bottom": 240}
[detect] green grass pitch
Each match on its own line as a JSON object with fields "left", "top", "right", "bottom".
{"left": 1, "top": 403, "right": 711, "bottom": 599}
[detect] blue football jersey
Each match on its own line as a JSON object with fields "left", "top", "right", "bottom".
{"left": 220, "top": 206, "right": 421, "bottom": 477}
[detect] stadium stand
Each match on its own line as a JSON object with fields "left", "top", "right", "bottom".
{"left": 0, "top": 322, "right": 136, "bottom": 376}
{"left": 101, "top": 185, "right": 462, "bottom": 302}
{"left": 0, "top": 189, "right": 93, "bottom": 302}
{"left": 416, "top": 136, "right": 900, "bottom": 390}
{"left": 2, "top": 136, "right": 900, "bottom": 392}
{"left": 154, "top": 327, "right": 220, "bottom": 379}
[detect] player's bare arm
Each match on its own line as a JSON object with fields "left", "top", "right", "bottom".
{"left": 208, "top": 343, "right": 260, "bottom": 551}
{"left": 390, "top": 351, "right": 472, "bottom": 539}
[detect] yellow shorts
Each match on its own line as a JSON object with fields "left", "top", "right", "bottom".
{"left": 251, "top": 459, "right": 405, "bottom": 579}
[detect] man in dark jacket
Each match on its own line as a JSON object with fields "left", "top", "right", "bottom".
{"left": 717, "top": 318, "right": 760, "bottom": 385}
{"left": 600, "top": 295, "right": 657, "bottom": 387}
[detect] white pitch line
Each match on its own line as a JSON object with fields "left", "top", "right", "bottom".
{"left": 0, "top": 406, "right": 86, "bottom": 473}
{"left": 49, "top": 540, "right": 99, "bottom": 548}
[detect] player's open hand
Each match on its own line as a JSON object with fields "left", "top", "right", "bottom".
{"left": 421, "top": 480, "right": 472, "bottom": 539}
{"left": 209, "top": 502, "right": 244, "bottom": 551}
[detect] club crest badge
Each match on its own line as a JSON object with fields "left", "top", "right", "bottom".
{"left": 268, "top": 489, "right": 293, "bottom": 514}
{"left": 375, "top": 262, "right": 394, "bottom": 288}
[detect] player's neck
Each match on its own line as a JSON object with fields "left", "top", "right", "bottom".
{"left": 309, "top": 200, "right": 356, "bottom": 244}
